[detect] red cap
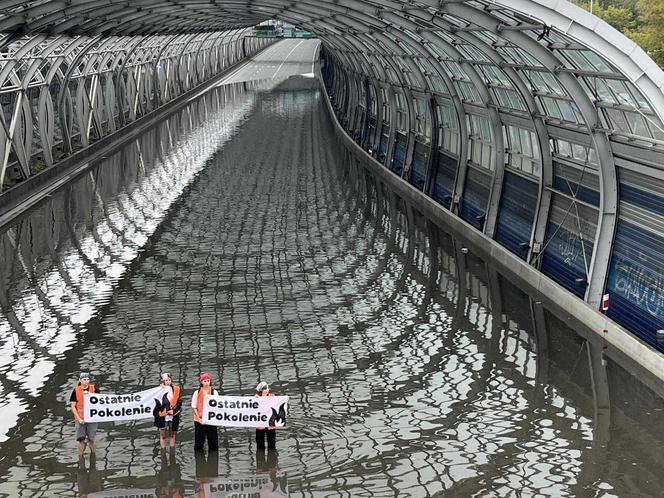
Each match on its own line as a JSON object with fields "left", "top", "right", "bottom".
{"left": 200, "top": 373, "right": 211, "bottom": 382}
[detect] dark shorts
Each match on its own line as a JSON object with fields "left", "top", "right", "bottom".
{"left": 75, "top": 421, "right": 98, "bottom": 443}
{"left": 157, "top": 418, "right": 180, "bottom": 432}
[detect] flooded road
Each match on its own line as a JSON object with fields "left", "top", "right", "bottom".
{"left": 0, "top": 39, "right": 664, "bottom": 497}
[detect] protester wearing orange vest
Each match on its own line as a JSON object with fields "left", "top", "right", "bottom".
{"left": 153, "top": 373, "right": 182, "bottom": 450}
{"left": 69, "top": 372, "right": 99, "bottom": 458}
{"left": 255, "top": 381, "right": 277, "bottom": 451}
{"left": 191, "top": 373, "right": 219, "bottom": 452}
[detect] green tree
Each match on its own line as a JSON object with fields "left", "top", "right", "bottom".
{"left": 629, "top": 0, "right": 664, "bottom": 66}
{"left": 574, "top": 1, "right": 637, "bottom": 31}
{"left": 601, "top": 5, "right": 638, "bottom": 31}
{"left": 572, "top": 0, "right": 664, "bottom": 67}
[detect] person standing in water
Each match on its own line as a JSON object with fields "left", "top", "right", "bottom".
{"left": 70, "top": 372, "right": 99, "bottom": 459}
{"left": 191, "top": 373, "right": 219, "bottom": 452}
{"left": 255, "top": 381, "right": 277, "bottom": 451}
{"left": 153, "top": 372, "right": 182, "bottom": 450}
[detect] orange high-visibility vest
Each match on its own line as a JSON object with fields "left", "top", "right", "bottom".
{"left": 194, "top": 387, "right": 212, "bottom": 423}
{"left": 74, "top": 384, "right": 96, "bottom": 419}
{"left": 159, "top": 385, "right": 181, "bottom": 417}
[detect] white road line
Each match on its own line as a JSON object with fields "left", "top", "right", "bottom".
{"left": 311, "top": 40, "right": 319, "bottom": 72}
{"left": 272, "top": 40, "right": 305, "bottom": 79}
{"left": 219, "top": 41, "right": 285, "bottom": 84}
{"left": 213, "top": 39, "right": 318, "bottom": 88}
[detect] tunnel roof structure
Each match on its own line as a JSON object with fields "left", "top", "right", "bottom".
{"left": 0, "top": 0, "right": 662, "bottom": 118}
{"left": 1, "top": 1, "right": 662, "bottom": 163}
{"left": 1, "top": 1, "right": 664, "bottom": 346}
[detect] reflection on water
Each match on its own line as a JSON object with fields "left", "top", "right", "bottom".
{"left": 0, "top": 78, "right": 663, "bottom": 497}
{"left": 0, "top": 81, "right": 258, "bottom": 446}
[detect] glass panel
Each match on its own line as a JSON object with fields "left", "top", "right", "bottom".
{"left": 563, "top": 49, "right": 592, "bottom": 70}
{"left": 558, "top": 100, "right": 578, "bottom": 122}
{"left": 647, "top": 117, "right": 664, "bottom": 141}
{"left": 606, "top": 108, "right": 630, "bottom": 134}
{"left": 541, "top": 97, "right": 563, "bottom": 120}
{"left": 582, "top": 50, "right": 613, "bottom": 72}
{"left": 494, "top": 87, "right": 512, "bottom": 108}
{"left": 588, "top": 147, "right": 598, "bottom": 166}
{"left": 444, "top": 61, "right": 466, "bottom": 79}
{"left": 571, "top": 101, "right": 585, "bottom": 125}
{"left": 541, "top": 72, "right": 567, "bottom": 97}
{"left": 627, "top": 82, "right": 651, "bottom": 109}
{"left": 520, "top": 128, "right": 533, "bottom": 157}
{"left": 572, "top": 144, "right": 588, "bottom": 162}
{"left": 458, "top": 81, "right": 481, "bottom": 103}
{"left": 506, "top": 89, "right": 526, "bottom": 111}
{"left": 525, "top": 70, "right": 548, "bottom": 93}
{"left": 626, "top": 112, "right": 650, "bottom": 137}
{"left": 607, "top": 79, "right": 637, "bottom": 107}
{"left": 588, "top": 77, "right": 614, "bottom": 103}
{"left": 556, "top": 138, "right": 572, "bottom": 158}
{"left": 481, "top": 142, "right": 494, "bottom": 170}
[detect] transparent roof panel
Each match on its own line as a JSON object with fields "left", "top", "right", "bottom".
{"left": 418, "top": 58, "right": 450, "bottom": 93}
{"left": 522, "top": 71, "right": 557, "bottom": 97}
{"left": 485, "top": 6, "right": 518, "bottom": 25}
{"left": 443, "top": 60, "right": 471, "bottom": 81}
{"left": 648, "top": 118, "right": 664, "bottom": 141}
{"left": 498, "top": 46, "right": 543, "bottom": 67}
{"left": 559, "top": 48, "right": 609, "bottom": 74}
{"left": 457, "top": 43, "right": 490, "bottom": 63}
{"left": 440, "top": 13, "right": 467, "bottom": 29}
{"left": 479, "top": 65, "right": 513, "bottom": 88}
{"left": 625, "top": 82, "right": 651, "bottom": 109}
{"left": 457, "top": 80, "right": 482, "bottom": 104}
{"left": 553, "top": 138, "right": 598, "bottom": 169}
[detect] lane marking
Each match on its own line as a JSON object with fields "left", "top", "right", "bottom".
{"left": 219, "top": 41, "right": 284, "bottom": 85}
{"left": 272, "top": 40, "right": 305, "bottom": 79}
{"left": 309, "top": 39, "right": 319, "bottom": 73}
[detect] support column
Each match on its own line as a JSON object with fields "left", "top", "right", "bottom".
{"left": 424, "top": 95, "right": 440, "bottom": 197}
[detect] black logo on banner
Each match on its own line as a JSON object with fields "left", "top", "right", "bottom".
{"left": 268, "top": 403, "right": 287, "bottom": 427}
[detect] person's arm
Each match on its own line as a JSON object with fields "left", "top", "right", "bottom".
{"left": 192, "top": 389, "right": 200, "bottom": 421}
{"left": 69, "top": 390, "right": 84, "bottom": 424}
{"left": 172, "top": 397, "right": 183, "bottom": 417}
{"left": 70, "top": 401, "right": 83, "bottom": 423}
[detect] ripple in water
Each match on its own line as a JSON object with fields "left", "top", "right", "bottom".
{"left": 0, "top": 79, "right": 663, "bottom": 497}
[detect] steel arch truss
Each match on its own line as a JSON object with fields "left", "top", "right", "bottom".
{"left": 309, "top": 0, "right": 664, "bottom": 351}
{"left": 0, "top": 29, "right": 272, "bottom": 189}
{"left": 0, "top": 1, "right": 663, "bottom": 347}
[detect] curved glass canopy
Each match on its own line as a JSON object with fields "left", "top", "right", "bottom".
{"left": 0, "top": 0, "right": 662, "bottom": 349}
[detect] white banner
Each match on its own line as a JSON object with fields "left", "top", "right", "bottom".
{"left": 88, "top": 490, "right": 156, "bottom": 498}
{"left": 203, "top": 476, "right": 288, "bottom": 498}
{"left": 84, "top": 386, "right": 170, "bottom": 423}
{"left": 201, "top": 395, "right": 289, "bottom": 428}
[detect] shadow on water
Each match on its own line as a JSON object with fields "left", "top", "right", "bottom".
{"left": 0, "top": 73, "right": 663, "bottom": 496}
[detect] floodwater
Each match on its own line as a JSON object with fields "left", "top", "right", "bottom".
{"left": 0, "top": 39, "right": 664, "bottom": 497}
